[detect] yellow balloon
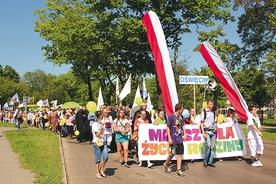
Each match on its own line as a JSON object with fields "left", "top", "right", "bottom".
{"left": 217, "top": 114, "right": 226, "bottom": 124}
{"left": 75, "top": 130, "right": 80, "bottom": 136}
{"left": 202, "top": 102, "right": 207, "bottom": 110}
{"left": 45, "top": 122, "right": 50, "bottom": 127}
{"left": 59, "top": 119, "right": 66, "bottom": 126}
{"left": 151, "top": 109, "right": 156, "bottom": 115}
{"left": 86, "top": 101, "right": 97, "bottom": 113}
{"left": 135, "top": 97, "right": 143, "bottom": 105}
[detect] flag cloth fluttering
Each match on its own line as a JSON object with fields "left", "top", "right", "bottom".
{"left": 42, "top": 99, "right": 49, "bottom": 106}
{"left": 119, "top": 74, "right": 131, "bottom": 101}
{"left": 199, "top": 42, "right": 253, "bottom": 124}
{"left": 10, "top": 93, "right": 19, "bottom": 105}
{"left": 116, "top": 77, "right": 120, "bottom": 96}
{"left": 142, "top": 77, "right": 148, "bottom": 100}
{"left": 132, "top": 85, "right": 141, "bottom": 110}
{"left": 50, "top": 100, "right": 58, "bottom": 107}
{"left": 97, "top": 87, "right": 104, "bottom": 110}
{"left": 142, "top": 11, "right": 178, "bottom": 116}
{"left": 146, "top": 92, "right": 152, "bottom": 113}
{"left": 37, "top": 100, "right": 43, "bottom": 107}
{"left": 3, "top": 102, "right": 8, "bottom": 109}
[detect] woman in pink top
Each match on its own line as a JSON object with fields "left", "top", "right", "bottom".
{"left": 134, "top": 110, "right": 153, "bottom": 168}
{"left": 66, "top": 108, "right": 75, "bottom": 138}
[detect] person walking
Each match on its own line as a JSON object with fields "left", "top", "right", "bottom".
{"left": 200, "top": 100, "right": 217, "bottom": 167}
{"left": 100, "top": 108, "right": 114, "bottom": 152}
{"left": 163, "top": 103, "right": 186, "bottom": 177}
{"left": 134, "top": 110, "right": 154, "bottom": 168}
{"left": 248, "top": 105, "right": 264, "bottom": 167}
{"left": 92, "top": 111, "right": 108, "bottom": 179}
{"left": 114, "top": 110, "right": 131, "bottom": 168}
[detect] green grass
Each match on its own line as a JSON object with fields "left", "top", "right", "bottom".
{"left": 0, "top": 122, "right": 17, "bottom": 127}
{"left": 263, "top": 119, "right": 276, "bottom": 127}
{"left": 242, "top": 128, "right": 276, "bottom": 141}
{"left": 3, "top": 129, "right": 62, "bottom": 184}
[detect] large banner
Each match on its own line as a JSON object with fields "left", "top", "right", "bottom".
{"left": 138, "top": 123, "right": 246, "bottom": 161}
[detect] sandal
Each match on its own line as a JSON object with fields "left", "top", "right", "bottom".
{"left": 100, "top": 171, "right": 107, "bottom": 178}
{"left": 96, "top": 174, "right": 103, "bottom": 179}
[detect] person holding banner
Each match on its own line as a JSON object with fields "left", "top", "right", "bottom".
{"left": 163, "top": 103, "right": 186, "bottom": 177}
{"left": 247, "top": 105, "right": 264, "bottom": 167}
{"left": 201, "top": 100, "right": 217, "bottom": 167}
{"left": 134, "top": 110, "right": 154, "bottom": 168}
{"left": 224, "top": 107, "right": 243, "bottom": 161}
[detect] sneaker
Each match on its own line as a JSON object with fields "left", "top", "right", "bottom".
{"left": 208, "top": 163, "right": 216, "bottom": 167}
{"left": 163, "top": 163, "right": 172, "bottom": 173}
{"left": 139, "top": 162, "right": 142, "bottom": 167}
{"left": 203, "top": 162, "right": 208, "bottom": 167}
{"left": 124, "top": 163, "right": 130, "bottom": 168}
{"left": 120, "top": 161, "right": 125, "bottom": 166}
{"left": 177, "top": 170, "right": 185, "bottom": 177}
{"left": 256, "top": 160, "right": 263, "bottom": 167}
{"left": 251, "top": 161, "right": 259, "bottom": 167}
{"left": 147, "top": 162, "right": 154, "bottom": 168}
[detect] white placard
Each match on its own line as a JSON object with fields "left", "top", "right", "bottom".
{"left": 179, "top": 75, "right": 209, "bottom": 84}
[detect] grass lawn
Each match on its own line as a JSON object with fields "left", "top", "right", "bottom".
{"left": 263, "top": 119, "right": 276, "bottom": 127}
{"left": 242, "top": 127, "right": 276, "bottom": 141}
{"left": 0, "top": 122, "right": 17, "bottom": 127}
{"left": 3, "top": 128, "right": 62, "bottom": 184}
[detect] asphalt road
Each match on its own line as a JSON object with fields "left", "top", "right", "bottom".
{"left": 62, "top": 137, "right": 276, "bottom": 184}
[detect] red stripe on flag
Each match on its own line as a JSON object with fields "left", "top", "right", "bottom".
{"left": 142, "top": 12, "right": 175, "bottom": 115}
{"left": 200, "top": 43, "right": 249, "bottom": 122}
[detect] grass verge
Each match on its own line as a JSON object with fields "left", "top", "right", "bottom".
{"left": 0, "top": 122, "right": 17, "bottom": 127}
{"left": 3, "top": 129, "right": 62, "bottom": 184}
{"left": 242, "top": 128, "right": 276, "bottom": 141}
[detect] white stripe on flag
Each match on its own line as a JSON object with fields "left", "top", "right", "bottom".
{"left": 142, "top": 11, "right": 178, "bottom": 115}
{"left": 200, "top": 42, "right": 253, "bottom": 124}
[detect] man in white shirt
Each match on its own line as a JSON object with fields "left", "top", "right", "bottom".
{"left": 247, "top": 105, "right": 264, "bottom": 167}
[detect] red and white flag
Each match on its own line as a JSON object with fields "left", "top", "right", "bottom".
{"left": 200, "top": 42, "right": 253, "bottom": 124}
{"left": 10, "top": 93, "right": 19, "bottom": 105}
{"left": 142, "top": 11, "right": 178, "bottom": 116}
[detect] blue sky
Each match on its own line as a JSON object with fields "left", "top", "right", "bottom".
{"left": 0, "top": 0, "right": 243, "bottom": 77}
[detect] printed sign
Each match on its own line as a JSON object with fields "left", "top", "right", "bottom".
{"left": 137, "top": 123, "right": 246, "bottom": 161}
{"left": 179, "top": 75, "right": 209, "bottom": 85}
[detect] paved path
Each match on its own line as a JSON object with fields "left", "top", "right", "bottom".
{"left": 0, "top": 127, "right": 35, "bottom": 184}
{"left": 1, "top": 126, "right": 276, "bottom": 184}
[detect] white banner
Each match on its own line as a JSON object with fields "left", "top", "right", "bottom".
{"left": 138, "top": 123, "right": 246, "bottom": 161}
{"left": 179, "top": 75, "right": 209, "bottom": 85}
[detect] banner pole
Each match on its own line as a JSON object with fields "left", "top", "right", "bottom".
{"left": 194, "top": 84, "right": 196, "bottom": 112}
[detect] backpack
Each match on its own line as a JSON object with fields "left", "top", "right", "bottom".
{"left": 203, "top": 109, "right": 215, "bottom": 122}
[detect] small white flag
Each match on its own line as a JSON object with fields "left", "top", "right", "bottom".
{"left": 50, "top": 100, "right": 58, "bottom": 107}
{"left": 116, "top": 77, "right": 120, "bottom": 96}
{"left": 132, "top": 85, "right": 141, "bottom": 109}
{"left": 119, "top": 74, "right": 131, "bottom": 101}
{"left": 4, "top": 102, "right": 8, "bottom": 109}
{"left": 10, "top": 93, "right": 19, "bottom": 105}
{"left": 97, "top": 87, "right": 104, "bottom": 111}
{"left": 146, "top": 92, "right": 152, "bottom": 113}
{"left": 42, "top": 99, "right": 49, "bottom": 106}
{"left": 37, "top": 100, "right": 43, "bottom": 107}
{"left": 142, "top": 77, "right": 148, "bottom": 100}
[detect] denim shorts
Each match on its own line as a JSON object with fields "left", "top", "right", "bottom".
{"left": 93, "top": 142, "right": 108, "bottom": 164}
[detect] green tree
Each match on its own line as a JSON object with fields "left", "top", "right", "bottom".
{"left": 34, "top": 0, "right": 236, "bottom": 105}
{"left": 22, "top": 69, "right": 55, "bottom": 92}
{"left": 233, "top": 67, "right": 270, "bottom": 107}
{"left": 235, "top": 0, "right": 275, "bottom": 66}
{"left": 1, "top": 65, "right": 20, "bottom": 82}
